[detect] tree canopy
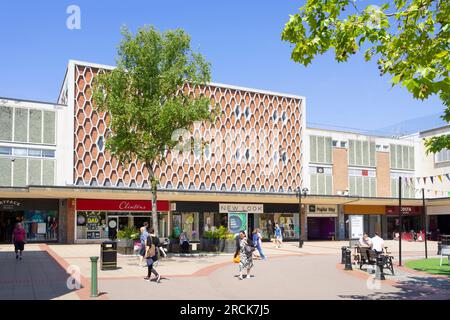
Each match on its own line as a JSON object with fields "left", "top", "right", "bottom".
{"left": 93, "top": 25, "right": 214, "bottom": 234}
{"left": 282, "top": 0, "right": 449, "bottom": 152}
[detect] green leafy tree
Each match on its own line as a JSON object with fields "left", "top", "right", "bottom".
{"left": 282, "top": 0, "right": 449, "bottom": 152}
{"left": 93, "top": 26, "right": 215, "bottom": 236}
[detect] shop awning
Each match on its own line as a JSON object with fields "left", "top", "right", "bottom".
{"left": 0, "top": 186, "right": 428, "bottom": 206}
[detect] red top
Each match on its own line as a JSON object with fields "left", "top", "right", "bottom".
{"left": 13, "top": 228, "right": 26, "bottom": 242}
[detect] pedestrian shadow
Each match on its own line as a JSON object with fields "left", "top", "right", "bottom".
{"left": 339, "top": 275, "right": 450, "bottom": 300}
{"left": 0, "top": 251, "right": 82, "bottom": 300}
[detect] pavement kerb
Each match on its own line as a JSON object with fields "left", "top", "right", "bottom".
{"left": 336, "top": 263, "right": 397, "bottom": 287}
{"left": 39, "top": 244, "right": 109, "bottom": 300}
{"left": 396, "top": 264, "right": 450, "bottom": 281}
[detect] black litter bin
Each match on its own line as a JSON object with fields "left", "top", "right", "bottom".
{"left": 100, "top": 241, "right": 117, "bottom": 270}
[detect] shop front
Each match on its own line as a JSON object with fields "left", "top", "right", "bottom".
{"left": 75, "top": 199, "right": 170, "bottom": 242}
{"left": 307, "top": 205, "right": 338, "bottom": 240}
{"left": 386, "top": 206, "right": 423, "bottom": 239}
{"left": 220, "top": 203, "right": 264, "bottom": 238}
{"left": 254, "top": 204, "right": 299, "bottom": 241}
{"left": 343, "top": 205, "right": 386, "bottom": 239}
{"left": 0, "top": 199, "right": 59, "bottom": 243}
{"left": 427, "top": 205, "right": 450, "bottom": 237}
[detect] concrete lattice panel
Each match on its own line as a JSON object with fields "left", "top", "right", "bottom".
{"left": 73, "top": 64, "right": 304, "bottom": 192}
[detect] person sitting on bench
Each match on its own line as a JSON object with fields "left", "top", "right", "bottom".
{"left": 370, "top": 232, "right": 384, "bottom": 254}
{"left": 180, "top": 231, "right": 190, "bottom": 253}
{"left": 359, "top": 233, "right": 372, "bottom": 247}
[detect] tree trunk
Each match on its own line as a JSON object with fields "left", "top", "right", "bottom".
{"left": 148, "top": 163, "right": 159, "bottom": 237}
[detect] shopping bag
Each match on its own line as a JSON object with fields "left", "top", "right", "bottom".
{"left": 233, "top": 256, "right": 240, "bottom": 264}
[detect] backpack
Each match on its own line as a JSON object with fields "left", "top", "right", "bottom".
{"left": 244, "top": 238, "right": 256, "bottom": 255}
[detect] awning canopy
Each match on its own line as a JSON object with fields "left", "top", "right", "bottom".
{"left": 0, "top": 186, "right": 429, "bottom": 206}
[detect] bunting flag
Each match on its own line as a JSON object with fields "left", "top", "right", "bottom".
{"left": 447, "top": 174, "right": 450, "bottom": 181}
{"left": 423, "top": 177, "right": 427, "bottom": 184}
{"left": 438, "top": 175, "right": 443, "bottom": 183}
{"left": 430, "top": 176, "right": 434, "bottom": 184}
{"left": 404, "top": 177, "right": 409, "bottom": 185}
{"left": 410, "top": 177, "right": 413, "bottom": 184}
{"left": 416, "top": 177, "right": 421, "bottom": 185}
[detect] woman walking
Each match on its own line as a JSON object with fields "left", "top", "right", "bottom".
{"left": 253, "top": 228, "right": 266, "bottom": 260}
{"left": 12, "top": 223, "right": 26, "bottom": 260}
{"left": 138, "top": 222, "right": 149, "bottom": 267}
{"left": 274, "top": 223, "right": 283, "bottom": 248}
{"left": 144, "top": 228, "right": 161, "bottom": 283}
{"left": 234, "top": 230, "right": 254, "bottom": 280}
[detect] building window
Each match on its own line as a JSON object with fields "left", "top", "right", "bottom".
{"left": 310, "top": 135, "right": 332, "bottom": 164}
{"left": 98, "top": 136, "right": 105, "bottom": 152}
{"left": 390, "top": 144, "right": 414, "bottom": 169}
{"left": 348, "top": 139, "right": 376, "bottom": 167}
{"left": 340, "top": 141, "right": 348, "bottom": 148}
{"left": 272, "top": 110, "right": 278, "bottom": 122}
{"left": 332, "top": 140, "right": 338, "bottom": 147}
{"left": 434, "top": 148, "right": 450, "bottom": 164}
{"left": 0, "top": 147, "right": 12, "bottom": 155}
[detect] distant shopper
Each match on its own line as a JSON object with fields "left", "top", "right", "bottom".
{"left": 234, "top": 230, "right": 254, "bottom": 280}
{"left": 180, "top": 231, "right": 190, "bottom": 253}
{"left": 274, "top": 223, "right": 283, "bottom": 248}
{"left": 144, "top": 228, "right": 161, "bottom": 283}
{"left": 252, "top": 228, "right": 266, "bottom": 260}
{"left": 12, "top": 223, "right": 26, "bottom": 260}
{"left": 359, "top": 233, "right": 372, "bottom": 247}
{"left": 138, "top": 222, "right": 149, "bottom": 267}
{"left": 370, "top": 232, "right": 385, "bottom": 254}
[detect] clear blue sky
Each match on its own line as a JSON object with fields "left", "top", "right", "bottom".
{"left": 0, "top": 0, "right": 444, "bottom": 131}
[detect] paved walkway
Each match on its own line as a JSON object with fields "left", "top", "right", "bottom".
{"left": 0, "top": 240, "right": 446, "bottom": 300}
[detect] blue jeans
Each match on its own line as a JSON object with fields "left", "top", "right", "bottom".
{"left": 256, "top": 244, "right": 266, "bottom": 259}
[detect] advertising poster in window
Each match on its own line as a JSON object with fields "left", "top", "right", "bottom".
{"left": 86, "top": 212, "right": 101, "bottom": 239}
{"left": 350, "top": 215, "right": 364, "bottom": 239}
{"left": 228, "top": 212, "right": 247, "bottom": 236}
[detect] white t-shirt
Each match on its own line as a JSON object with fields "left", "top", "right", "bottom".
{"left": 371, "top": 236, "right": 384, "bottom": 252}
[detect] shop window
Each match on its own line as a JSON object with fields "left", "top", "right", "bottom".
{"left": 23, "top": 210, "right": 58, "bottom": 242}
{"left": 76, "top": 211, "right": 108, "bottom": 240}
{"left": 181, "top": 212, "right": 199, "bottom": 241}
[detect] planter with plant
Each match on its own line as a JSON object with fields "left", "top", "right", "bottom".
{"left": 117, "top": 226, "right": 140, "bottom": 255}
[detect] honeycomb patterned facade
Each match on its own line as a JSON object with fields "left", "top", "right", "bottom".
{"left": 71, "top": 63, "right": 305, "bottom": 192}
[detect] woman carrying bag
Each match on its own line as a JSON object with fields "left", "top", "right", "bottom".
{"left": 144, "top": 228, "right": 161, "bottom": 283}
{"left": 234, "top": 230, "right": 255, "bottom": 280}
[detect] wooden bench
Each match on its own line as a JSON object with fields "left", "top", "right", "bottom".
{"left": 358, "top": 247, "right": 377, "bottom": 270}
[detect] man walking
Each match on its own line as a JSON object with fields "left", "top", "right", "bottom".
{"left": 138, "top": 222, "right": 149, "bottom": 267}
{"left": 12, "top": 223, "right": 26, "bottom": 260}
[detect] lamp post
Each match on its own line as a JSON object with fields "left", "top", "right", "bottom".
{"left": 296, "top": 187, "right": 309, "bottom": 248}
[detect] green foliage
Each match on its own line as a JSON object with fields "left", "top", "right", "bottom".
{"left": 282, "top": 0, "right": 450, "bottom": 152}
{"left": 117, "top": 226, "right": 140, "bottom": 240}
{"left": 203, "top": 226, "right": 234, "bottom": 239}
{"left": 92, "top": 25, "right": 216, "bottom": 170}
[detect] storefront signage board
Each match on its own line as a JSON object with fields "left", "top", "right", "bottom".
{"left": 349, "top": 215, "right": 364, "bottom": 239}
{"left": 386, "top": 206, "right": 421, "bottom": 216}
{"left": 0, "top": 199, "right": 58, "bottom": 211}
{"left": 219, "top": 203, "right": 263, "bottom": 214}
{"left": 307, "top": 205, "right": 338, "bottom": 217}
{"left": 76, "top": 199, "right": 170, "bottom": 212}
{"left": 228, "top": 212, "right": 248, "bottom": 235}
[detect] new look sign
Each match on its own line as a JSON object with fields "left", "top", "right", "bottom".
{"left": 219, "top": 203, "right": 264, "bottom": 214}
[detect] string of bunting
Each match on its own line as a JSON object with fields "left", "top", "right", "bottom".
{"left": 398, "top": 173, "right": 450, "bottom": 197}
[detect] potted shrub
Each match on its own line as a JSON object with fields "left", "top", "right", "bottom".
{"left": 168, "top": 230, "right": 180, "bottom": 253}
{"left": 201, "top": 230, "right": 219, "bottom": 252}
{"left": 217, "top": 226, "right": 237, "bottom": 253}
{"left": 117, "top": 226, "right": 139, "bottom": 255}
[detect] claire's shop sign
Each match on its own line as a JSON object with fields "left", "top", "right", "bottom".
{"left": 76, "top": 199, "right": 170, "bottom": 212}
{"left": 386, "top": 206, "right": 422, "bottom": 216}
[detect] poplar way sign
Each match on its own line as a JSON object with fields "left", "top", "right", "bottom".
{"left": 219, "top": 203, "right": 264, "bottom": 214}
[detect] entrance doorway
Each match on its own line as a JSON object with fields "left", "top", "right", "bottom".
{"left": 0, "top": 212, "right": 20, "bottom": 243}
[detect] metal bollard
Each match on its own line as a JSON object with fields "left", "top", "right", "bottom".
{"left": 344, "top": 249, "right": 353, "bottom": 270}
{"left": 90, "top": 256, "right": 99, "bottom": 298}
{"left": 341, "top": 246, "right": 347, "bottom": 264}
{"left": 437, "top": 242, "right": 441, "bottom": 255}
{"left": 375, "top": 255, "right": 385, "bottom": 280}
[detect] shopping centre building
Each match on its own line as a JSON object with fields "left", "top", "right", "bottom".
{"left": 0, "top": 60, "right": 449, "bottom": 244}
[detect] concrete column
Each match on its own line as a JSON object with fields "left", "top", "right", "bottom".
{"left": 338, "top": 205, "right": 345, "bottom": 240}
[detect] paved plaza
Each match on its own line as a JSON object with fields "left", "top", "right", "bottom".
{"left": 0, "top": 240, "right": 448, "bottom": 300}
